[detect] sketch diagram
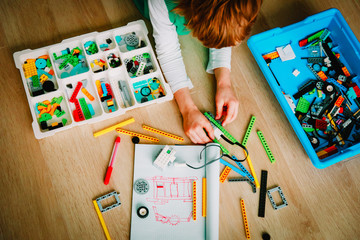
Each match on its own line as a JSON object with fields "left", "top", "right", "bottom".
{"left": 144, "top": 176, "right": 197, "bottom": 226}
{"left": 152, "top": 206, "right": 193, "bottom": 226}
{"left": 146, "top": 176, "right": 197, "bottom": 205}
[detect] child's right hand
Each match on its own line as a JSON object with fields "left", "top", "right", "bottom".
{"left": 182, "top": 107, "right": 215, "bottom": 144}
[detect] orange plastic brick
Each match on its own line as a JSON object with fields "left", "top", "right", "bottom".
{"left": 116, "top": 128, "right": 159, "bottom": 142}
{"left": 81, "top": 88, "right": 95, "bottom": 101}
{"left": 49, "top": 103, "right": 59, "bottom": 116}
{"left": 193, "top": 181, "right": 197, "bottom": 221}
{"left": 142, "top": 125, "right": 184, "bottom": 142}
{"left": 23, "top": 59, "right": 37, "bottom": 78}
{"left": 262, "top": 51, "right": 279, "bottom": 60}
{"left": 317, "top": 71, "right": 328, "bottom": 81}
{"left": 334, "top": 96, "right": 344, "bottom": 107}
{"left": 202, "top": 178, "right": 206, "bottom": 217}
{"left": 342, "top": 66, "right": 350, "bottom": 77}
{"left": 219, "top": 166, "right": 231, "bottom": 183}
{"left": 240, "top": 199, "right": 251, "bottom": 240}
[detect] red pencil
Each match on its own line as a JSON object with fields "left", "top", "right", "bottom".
{"left": 104, "top": 137, "right": 121, "bottom": 185}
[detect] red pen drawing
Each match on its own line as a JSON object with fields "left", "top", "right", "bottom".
{"left": 152, "top": 206, "right": 193, "bottom": 226}
{"left": 146, "top": 176, "right": 198, "bottom": 205}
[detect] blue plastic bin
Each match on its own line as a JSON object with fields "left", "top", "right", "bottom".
{"left": 248, "top": 8, "right": 360, "bottom": 168}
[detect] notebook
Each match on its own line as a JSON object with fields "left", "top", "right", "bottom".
{"left": 130, "top": 143, "right": 220, "bottom": 240}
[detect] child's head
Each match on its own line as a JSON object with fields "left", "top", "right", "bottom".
{"left": 174, "top": 0, "right": 262, "bottom": 49}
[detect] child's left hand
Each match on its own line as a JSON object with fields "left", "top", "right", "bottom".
{"left": 215, "top": 84, "right": 239, "bottom": 126}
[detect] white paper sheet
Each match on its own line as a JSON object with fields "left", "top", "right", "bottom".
{"left": 130, "top": 144, "right": 220, "bottom": 240}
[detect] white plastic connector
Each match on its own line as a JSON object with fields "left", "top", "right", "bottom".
{"left": 153, "top": 145, "right": 176, "bottom": 170}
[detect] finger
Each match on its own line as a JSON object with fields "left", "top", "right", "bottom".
{"left": 222, "top": 103, "right": 238, "bottom": 126}
{"left": 203, "top": 121, "right": 215, "bottom": 140}
{"left": 195, "top": 126, "right": 213, "bottom": 144}
{"left": 188, "top": 131, "right": 202, "bottom": 144}
{"left": 215, "top": 99, "right": 225, "bottom": 119}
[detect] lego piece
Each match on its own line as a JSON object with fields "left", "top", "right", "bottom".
{"left": 153, "top": 145, "right": 176, "bottom": 170}
{"left": 69, "top": 81, "right": 83, "bottom": 103}
{"left": 219, "top": 158, "right": 246, "bottom": 177}
{"left": 116, "top": 128, "right": 159, "bottom": 142}
{"left": 193, "top": 181, "right": 197, "bottom": 221}
{"left": 296, "top": 97, "right": 310, "bottom": 114}
{"left": 242, "top": 116, "right": 256, "bottom": 146}
{"left": 137, "top": 206, "right": 149, "bottom": 218}
{"left": 93, "top": 191, "right": 121, "bottom": 240}
{"left": 317, "top": 71, "right": 328, "bottom": 81}
{"left": 267, "top": 186, "right": 288, "bottom": 210}
{"left": 292, "top": 69, "right": 300, "bottom": 77}
{"left": 142, "top": 125, "right": 184, "bottom": 142}
{"left": 258, "top": 170, "right": 268, "bottom": 218}
{"left": 204, "top": 112, "right": 239, "bottom": 144}
{"left": 298, "top": 29, "right": 325, "bottom": 47}
{"left": 79, "top": 98, "right": 92, "bottom": 120}
{"left": 73, "top": 99, "right": 85, "bottom": 122}
{"left": 134, "top": 178, "right": 150, "bottom": 194}
{"left": 81, "top": 87, "right": 95, "bottom": 101}
{"left": 276, "top": 44, "right": 295, "bottom": 61}
{"left": 202, "top": 178, "right": 206, "bottom": 217}
{"left": 262, "top": 51, "right": 279, "bottom": 60}
{"left": 233, "top": 156, "right": 254, "bottom": 182}
{"left": 342, "top": 66, "right": 351, "bottom": 77}
{"left": 316, "top": 145, "right": 338, "bottom": 159}
{"left": 93, "top": 118, "right": 135, "bottom": 137}
{"left": 219, "top": 166, "right": 231, "bottom": 183}
{"left": 257, "top": 131, "right": 276, "bottom": 163}
{"left": 93, "top": 200, "right": 111, "bottom": 240}
{"left": 96, "top": 191, "right": 121, "bottom": 213}
{"left": 284, "top": 94, "right": 296, "bottom": 113}
{"left": 240, "top": 199, "right": 251, "bottom": 239}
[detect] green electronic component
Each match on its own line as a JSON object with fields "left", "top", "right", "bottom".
{"left": 79, "top": 98, "right": 92, "bottom": 120}
{"left": 242, "top": 116, "right": 256, "bottom": 146}
{"left": 296, "top": 97, "right": 310, "bottom": 113}
{"left": 257, "top": 131, "right": 275, "bottom": 163}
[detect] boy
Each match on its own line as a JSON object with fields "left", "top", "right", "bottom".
{"left": 134, "top": 0, "right": 262, "bottom": 143}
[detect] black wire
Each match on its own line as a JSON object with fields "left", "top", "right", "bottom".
{"left": 220, "top": 135, "right": 248, "bottom": 162}
{"left": 186, "top": 144, "right": 223, "bottom": 170}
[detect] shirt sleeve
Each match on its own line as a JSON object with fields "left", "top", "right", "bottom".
{"left": 206, "top": 47, "right": 232, "bottom": 74}
{"left": 148, "top": 0, "right": 193, "bottom": 93}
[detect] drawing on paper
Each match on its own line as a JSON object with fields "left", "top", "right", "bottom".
{"left": 146, "top": 176, "right": 197, "bottom": 205}
{"left": 152, "top": 206, "right": 193, "bottom": 226}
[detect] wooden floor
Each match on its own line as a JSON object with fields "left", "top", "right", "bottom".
{"left": 0, "top": 0, "right": 359, "bottom": 239}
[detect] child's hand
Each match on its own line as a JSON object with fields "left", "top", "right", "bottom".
{"left": 215, "top": 85, "right": 239, "bottom": 126}
{"left": 173, "top": 88, "right": 215, "bottom": 144}
{"left": 182, "top": 107, "right": 215, "bottom": 144}
{"left": 214, "top": 68, "right": 239, "bottom": 126}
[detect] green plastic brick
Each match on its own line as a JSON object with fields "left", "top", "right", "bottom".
{"left": 296, "top": 97, "right": 310, "bottom": 113}
{"left": 79, "top": 98, "right": 92, "bottom": 120}
{"left": 257, "top": 131, "right": 275, "bottom": 163}
{"left": 242, "top": 116, "right": 256, "bottom": 146}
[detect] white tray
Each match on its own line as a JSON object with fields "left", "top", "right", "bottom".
{"left": 13, "top": 20, "right": 173, "bottom": 139}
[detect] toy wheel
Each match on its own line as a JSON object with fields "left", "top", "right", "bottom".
{"left": 140, "top": 87, "right": 151, "bottom": 96}
{"left": 315, "top": 81, "right": 324, "bottom": 90}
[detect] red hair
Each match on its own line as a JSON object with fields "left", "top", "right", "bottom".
{"left": 174, "top": 0, "right": 262, "bottom": 48}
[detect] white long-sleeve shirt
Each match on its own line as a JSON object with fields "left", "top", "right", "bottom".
{"left": 148, "top": 0, "right": 232, "bottom": 93}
